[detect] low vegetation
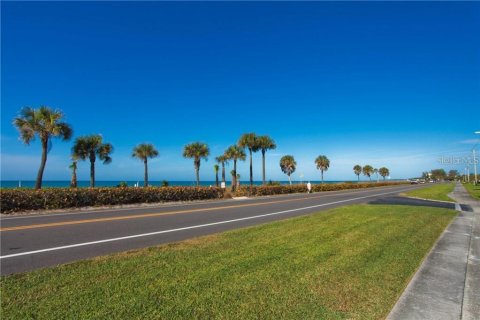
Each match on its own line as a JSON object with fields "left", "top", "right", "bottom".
{"left": 0, "top": 182, "right": 410, "bottom": 213}
{"left": 1, "top": 204, "right": 455, "bottom": 319}
{"left": 234, "top": 181, "right": 408, "bottom": 197}
{"left": 0, "top": 187, "right": 224, "bottom": 214}
{"left": 404, "top": 183, "right": 455, "bottom": 202}
{"left": 463, "top": 183, "right": 480, "bottom": 200}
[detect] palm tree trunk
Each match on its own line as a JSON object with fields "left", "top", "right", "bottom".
{"left": 321, "top": 170, "right": 324, "bottom": 184}
{"left": 195, "top": 159, "right": 200, "bottom": 186}
{"left": 73, "top": 170, "right": 77, "bottom": 188}
{"left": 233, "top": 159, "right": 237, "bottom": 191}
{"left": 90, "top": 160, "right": 95, "bottom": 188}
{"left": 288, "top": 174, "right": 292, "bottom": 185}
{"left": 249, "top": 149, "right": 253, "bottom": 187}
{"left": 71, "top": 166, "right": 77, "bottom": 188}
{"left": 221, "top": 162, "right": 225, "bottom": 183}
{"left": 144, "top": 159, "right": 148, "bottom": 187}
{"left": 215, "top": 170, "right": 219, "bottom": 187}
{"left": 195, "top": 167, "right": 200, "bottom": 186}
{"left": 262, "top": 150, "right": 266, "bottom": 185}
{"left": 35, "top": 139, "right": 48, "bottom": 190}
{"left": 357, "top": 175, "right": 359, "bottom": 182}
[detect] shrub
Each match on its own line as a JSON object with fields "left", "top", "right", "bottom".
{"left": 267, "top": 180, "right": 281, "bottom": 186}
{"left": 234, "top": 182, "right": 408, "bottom": 197}
{"left": 0, "top": 187, "right": 225, "bottom": 214}
{"left": 117, "top": 181, "right": 128, "bottom": 188}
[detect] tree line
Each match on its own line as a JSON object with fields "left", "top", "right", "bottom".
{"left": 353, "top": 165, "right": 390, "bottom": 182}
{"left": 12, "top": 106, "right": 390, "bottom": 189}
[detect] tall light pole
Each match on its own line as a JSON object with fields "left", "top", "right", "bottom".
{"left": 473, "top": 131, "right": 479, "bottom": 184}
{"left": 473, "top": 148, "right": 478, "bottom": 185}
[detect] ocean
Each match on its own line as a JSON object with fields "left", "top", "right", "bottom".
{"left": 0, "top": 180, "right": 356, "bottom": 189}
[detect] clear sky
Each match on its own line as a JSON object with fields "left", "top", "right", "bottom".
{"left": 1, "top": 2, "right": 479, "bottom": 182}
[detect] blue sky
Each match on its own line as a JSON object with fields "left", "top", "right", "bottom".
{"left": 1, "top": 2, "right": 479, "bottom": 182}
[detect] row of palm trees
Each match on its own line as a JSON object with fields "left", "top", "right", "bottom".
{"left": 12, "top": 106, "right": 154, "bottom": 189}
{"left": 353, "top": 165, "right": 390, "bottom": 181}
{"left": 183, "top": 134, "right": 277, "bottom": 191}
{"left": 12, "top": 107, "right": 278, "bottom": 189}
{"left": 278, "top": 155, "right": 330, "bottom": 185}
{"left": 12, "top": 106, "right": 390, "bottom": 189}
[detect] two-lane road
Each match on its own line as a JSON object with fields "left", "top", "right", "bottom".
{"left": 1, "top": 184, "right": 427, "bottom": 275}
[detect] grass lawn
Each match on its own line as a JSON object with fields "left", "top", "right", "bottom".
{"left": 463, "top": 183, "right": 480, "bottom": 200}
{"left": 404, "top": 183, "right": 455, "bottom": 202}
{"left": 1, "top": 204, "right": 455, "bottom": 320}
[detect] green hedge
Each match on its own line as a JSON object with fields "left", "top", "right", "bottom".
{"left": 0, "top": 187, "right": 225, "bottom": 214}
{"left": 234, "top": 182, "right": 408, "bottom": 196}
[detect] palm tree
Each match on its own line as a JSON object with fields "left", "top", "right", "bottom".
{"left": 373, "top": 168, "right": 379, "bottom": 182}
{"left": 12, "top": 106, "right": 73, "bottom": 189}
{"left": 214, "top": 164, "right": 220, "bottom": 187}
{"left": 379, "top": 167, "right": 390, "bottom": 180}
{"left": 215, "top": 155, "right": 229, "bottom": 185}
{"left": 230, "top": 170, "right": 236, "bottom": 188}
{"left": 68, "top": 156, "right": 78, "bottom": 188}
{"left": 238, "top": 133, "right": 260, "bottom": 187}
{"left": 225, "top": 145, "right": 246, "bottom": 191}
{"left": 72, "top": 134, "right": 113, "bottom": 188}
{"left": 315, "top": 155, "right": 330, "bottom": 184}
{"left": 353, "top": 165, "right": 362, "bottom": 182}
{"left": 132, "top": 143, "right": 159, "bottom": 187}
{"left": 362, "top": 165, "right": 374, "bottom": 181}
{"left": 69, "top": 156, "right": 78, "bottom": 188}
{"left": 183, "top": 142, "right": 209, "bottom": 186}
{"left": 280, "top": 155, "right": 296, "bottom": 185}
{"left": 257, "top": 135, "right": 276, "bottom": 185}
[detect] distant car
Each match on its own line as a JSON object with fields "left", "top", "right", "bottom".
{"left": 410, "top": 179, "right": 419, "bottom": 184}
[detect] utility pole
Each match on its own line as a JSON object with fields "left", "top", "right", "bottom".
{"left": 474, "top": 131, "right": 479, "bottom": 185}
{"left": 473, "top": 148, "right": 478, "bottom": 185}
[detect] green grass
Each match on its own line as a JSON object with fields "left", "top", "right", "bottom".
{"left": 404, "top": 183, "right": 455, "bottom": 202}
{"left": 463, "top": 183, "right": 480, "bottom": 200}
{"left": 1, "top": 205, "right": 455, "bottom": 320}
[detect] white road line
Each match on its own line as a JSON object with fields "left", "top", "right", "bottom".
{"left": 0, "top": 188, "right": 414, "bottom": 259}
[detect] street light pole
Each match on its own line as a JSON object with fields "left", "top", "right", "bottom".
{"left": 474, "top": 131, "right": 479, "bottom": 184}
{"left": 473, "top": 148, "right": 478, "bottom": 185}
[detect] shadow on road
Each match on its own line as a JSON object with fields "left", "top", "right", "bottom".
{"left": 368, "top": 196, "right": 456, "bottom": 210}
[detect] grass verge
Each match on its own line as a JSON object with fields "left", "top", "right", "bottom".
{"left": 463, "top": 183, "right": 480, "bottom": 200}
{"left": 404, "top": 183, "right": 455, "bottom": 202}
{"left": 1, "top": 204, "right": 455, "bottom": 319}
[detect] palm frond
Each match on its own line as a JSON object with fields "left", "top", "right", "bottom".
{"left": 238, "top": 133, "right": 260, "bottom": 152}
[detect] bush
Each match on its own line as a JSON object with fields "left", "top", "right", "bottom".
{"left": 234, "top": 185, "right": 307, "bottom": 196}
{"left": 267, "top": 180, "right": 281, "bottom": 186}
{"left": 117, "top": 181, "right": 128, "bottom": 188}
{"left": 0, "top": 187, "right": 225, "bottom": 214}
{"left": 234, "top": 182, "right": 408, "bottom": 197}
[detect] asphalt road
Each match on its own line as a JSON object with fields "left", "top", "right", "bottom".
{"left": 0, "top": 184, "right": 439, "bottom": 275}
